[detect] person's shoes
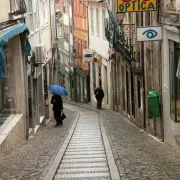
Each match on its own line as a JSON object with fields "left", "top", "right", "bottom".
{"left": 55, "top": 124, "right": 60, "bottom": 126}
{"left": 60, "top": 121, "right": 63, "bottom": 125}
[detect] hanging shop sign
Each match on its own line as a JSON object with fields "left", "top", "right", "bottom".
{"left": 117, "top": 0, "right": 157, "bottom": 13}
{"left": 137, "top": 26, "right": 162, "bottom": 42}
{"left": 93, "top": 54, "right": 102, "bottom": 66}
{"left": 83, "top": 49, "right": 93, "bottom": 62}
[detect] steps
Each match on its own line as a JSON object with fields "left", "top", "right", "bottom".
{"left": 54, "top": 112, "right": 111, "bottom": 180}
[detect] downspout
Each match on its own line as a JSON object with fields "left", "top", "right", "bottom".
{"left": 141, "top": 11, "right": 146, "bottom": 130}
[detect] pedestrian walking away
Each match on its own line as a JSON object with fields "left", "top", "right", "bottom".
{"left": 51, "top": 94, "right": 63, "bottom": 126}
{"left": 94, "top": 87, "right": 104, "bottom": 109}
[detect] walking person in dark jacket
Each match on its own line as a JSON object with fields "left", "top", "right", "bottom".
{"left": 94, "top": 87, "right": 104, "bottom": 109}
{"left": 51, "top": 94, "right": 63, "bottom": 126}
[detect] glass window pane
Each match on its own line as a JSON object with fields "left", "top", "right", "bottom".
{"left": 169, "top": 40, "right": 176, "bottom": 121}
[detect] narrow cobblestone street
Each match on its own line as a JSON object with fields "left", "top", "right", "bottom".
{"left": 1, "top": 103, "right": 180, "bottom": 180}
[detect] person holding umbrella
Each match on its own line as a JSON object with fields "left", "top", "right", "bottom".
{"left": 48, "top": 85, "right": 68, "bottom": 126}
{"left": 51, "top": 94, "right": 63, "bottom": 126}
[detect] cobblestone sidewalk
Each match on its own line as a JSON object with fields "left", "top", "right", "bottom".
{"left": 0, "top": 107, "right": 77, "bottom": 180}
{"left": 103, "top": 110, "right": 180, "bottom": 180}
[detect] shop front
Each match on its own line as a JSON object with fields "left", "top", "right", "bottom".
{"left": 162, "top": 26, "right": 180, "bottom": 149}
{"left": 0, "top": 24, "right": 31, "bottom": 152}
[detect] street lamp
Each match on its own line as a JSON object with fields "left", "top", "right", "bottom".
{"left": 116, "top": 13, "right": 125, "bottom": 25}
{"left": 72, "top": 48, "right": 77, "bottom": 58}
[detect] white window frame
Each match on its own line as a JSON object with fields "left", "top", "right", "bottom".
{"left": 90, "top": 7, "right": 94, "bottom": 35}
{"left": 96, "top": 8, "right": 100, "bottom": 37}
{"left": 102, "top": 8, "right": 106, "bottom": 39}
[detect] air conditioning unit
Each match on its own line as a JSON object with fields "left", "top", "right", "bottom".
{"left": 35, "top": 44, "right": 45, "bottom": 63}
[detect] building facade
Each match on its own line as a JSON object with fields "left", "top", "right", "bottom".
{"left": 162, "top": 0, "right": 180, "bottom": 149}
{"left": 72, "top": 0, "right": 90, "bottom": 103}
{"left": 25, "top": 0, "right": 53, "bottom": 136}
{"left": 0, "top": 0, "right": 55, "bottom": 153}
{"left": 56, "top": 0, "right": 74, "bottom": 99}
{"left": 105, "top": 0, "right": 163, "bottom": 139}
{"left": 0, "top": 0, "right": 30, "bottom": 153}
{"left": 88, "top": 1, "right": 112, "bottom": 109}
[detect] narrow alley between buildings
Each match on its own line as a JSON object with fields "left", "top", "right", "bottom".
{"left": 0, "top": 103, "right": 180, "bottom": 180}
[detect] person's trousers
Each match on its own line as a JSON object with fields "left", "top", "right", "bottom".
{"left": 96, "top": 99, "right": 102, "bottom": 109}
{"left": 53, "top": 110, "right": 62, "bottom": 125}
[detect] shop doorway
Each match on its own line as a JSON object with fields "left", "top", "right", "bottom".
{"left": 126, "top": 70, "right": 130, "bottom": 115}
{"left": 131, "top": 73, "right": 135, "bottom": 118}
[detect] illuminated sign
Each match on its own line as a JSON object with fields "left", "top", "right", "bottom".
{"left": 117, "top": 0, "right": 157, "bottom": 12}
{"left": 137, "top": 26, "right": 162, "bottom": 42}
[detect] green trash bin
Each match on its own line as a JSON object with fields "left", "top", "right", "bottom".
{"left": 147, "top": 91, "right": 161, "bottom": 117}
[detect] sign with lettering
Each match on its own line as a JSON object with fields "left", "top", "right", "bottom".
{"left": 117, "top": 0, "right": 157, "bottom": 13}
{"left": 137, "top": 26, "right": 162, "bottom": 42}
{"left": 83, "top": 49, "right": 93, "bottom": 62}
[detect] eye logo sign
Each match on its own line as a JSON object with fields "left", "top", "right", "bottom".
{"left": 142, "top": 29, "right": 158, "bottom": 39}
{"left": 137, "top": 26, "right": 162, "bottom": 42}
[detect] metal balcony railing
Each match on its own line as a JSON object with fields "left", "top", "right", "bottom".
{"left": 9, "top": 0, "right": 27, "bottom": 16}
{"left": 105, "top": 17, "right": 134, "bottom": 64}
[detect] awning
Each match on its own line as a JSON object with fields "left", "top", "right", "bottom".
{"left": 0, "top": 23, "right": 31, "bottom": 78}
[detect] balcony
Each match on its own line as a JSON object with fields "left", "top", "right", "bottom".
{"left": 105, "top": 18, "right": 133, "bottom": 64}
{"left": 9, "top": 0, "right": 27, "bottom": 19}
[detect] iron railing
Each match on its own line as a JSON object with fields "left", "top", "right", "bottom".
{"left": 105, "top": 17, "right": 134, "bottom": 64}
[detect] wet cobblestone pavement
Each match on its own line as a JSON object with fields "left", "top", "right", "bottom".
{"left": 103, "top": 110, "right": 180, "bottom": 180}
{"left": 0, "top": 107, "right": 77, "bottom": 180}
{"left": 1, "top": 101, "right": 180, "bottom": 180}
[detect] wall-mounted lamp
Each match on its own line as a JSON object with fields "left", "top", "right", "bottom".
{"left": 116, "top": 13, "right": 125, "bottom": 25}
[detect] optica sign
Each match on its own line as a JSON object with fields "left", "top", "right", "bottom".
{"left": 117, "top": 0, "right": 157, "bottom": 13}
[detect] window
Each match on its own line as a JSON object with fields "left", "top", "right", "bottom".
{"left": 90, "top": 7, "right": 94, "bottom": 34}
{"left": 96, "top": 8, "right": 100, "bottom": 37}
{"left": 0, "top": 43, "right": 18, "bottom": 120}
{"left": 64, "top": 25, "right": 69, "bottom": 42}
{"left": 137, "top": 80, "right": 143, "bottom": 111}
{"left": 102, "top": 9, "right": 106, "bottom": 38}
{"left": 28, "top": 0, "right": 33, "bottom": 31}
{"left": 92, "top": 62, "right": 96, "bottom": 89}
{"left": 169, "top": 40, "right": 180, "bottom": 122}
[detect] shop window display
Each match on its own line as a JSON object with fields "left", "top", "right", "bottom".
{"left": 0, "top": 45, "right": 17, "bottom": 125}
{"left": 169, "top": 40, "right": 180, "bottom": 122}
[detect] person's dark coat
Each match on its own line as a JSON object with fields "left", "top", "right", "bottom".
{"left": 94, "top": 87, "right": 104, "bottom": 100}
{"left": 51, "top": 94, "right": 63, "bottom": 111}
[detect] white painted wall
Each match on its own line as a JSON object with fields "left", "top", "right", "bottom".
{"left": 162, "top": 25, "right": 180, "bottom": 150}
{"left": 0, "top": 1, "right": 10, "bottom": 23}
{"left": 88, "top": 5, "right": 111, "bottom": 109}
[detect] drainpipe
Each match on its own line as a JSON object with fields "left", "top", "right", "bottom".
{"left": 141, "top": 12, "right": 146, "bottom": 130}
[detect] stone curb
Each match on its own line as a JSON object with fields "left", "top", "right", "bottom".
{"left": 43, "top": 112, "right": 80, "bottom": 180}
{"left": 99, "top": 112, "right": 121, "bottom": 180}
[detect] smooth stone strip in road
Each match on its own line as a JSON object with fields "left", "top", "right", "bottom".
{"left": 55, "top": 172, "right": 110, "bottom": 179}
{"left": 65, "top": 151, "right": 104, "bottom": 155}
{"left": 57, "top": 167, "right": 109, "bottom": 173}
{"left": 61, "top": 157, "right": 107, "bottom": 163}
{"left": 60, "top": 162, "right": 108, "bottom": 168}
{"left": 65, "top": 148, "right": 105, "bottom": 152}
{"left": 63, "top": 154, "right": 106, "bottom": 159}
